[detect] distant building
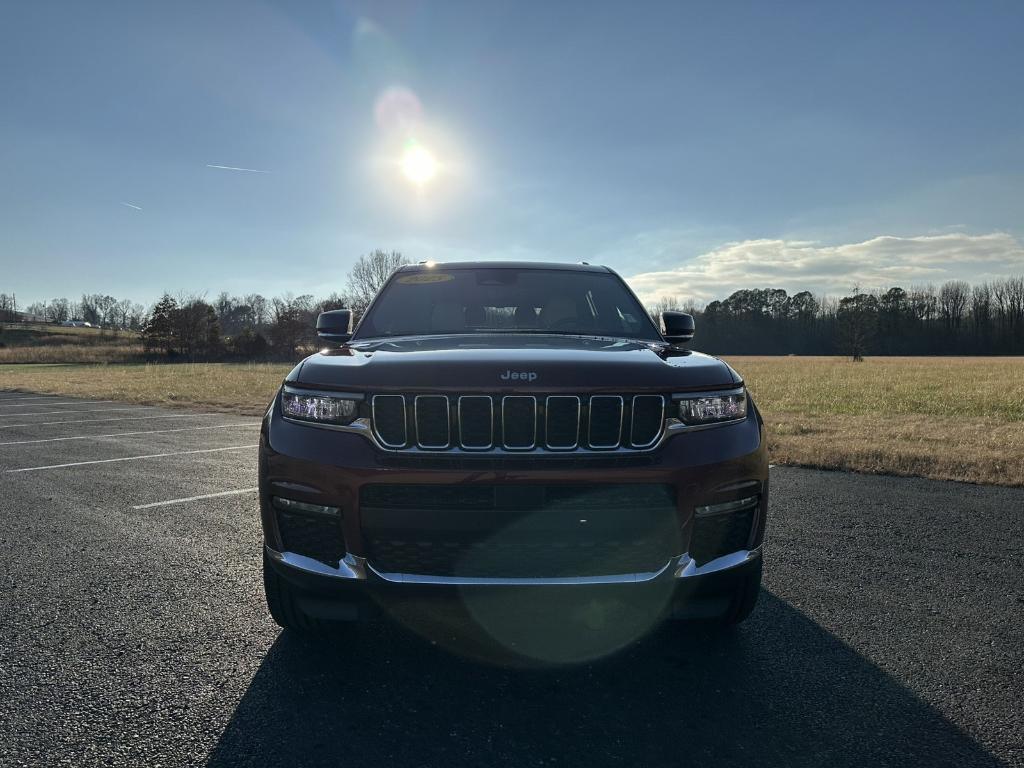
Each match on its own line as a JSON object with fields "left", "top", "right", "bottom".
{"left": 14, "top": 310, "right": 48, "bottom": 323}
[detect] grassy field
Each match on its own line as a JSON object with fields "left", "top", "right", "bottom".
{"left": 0, "top": 363, "right": 286, "bottom": 415}
{"left": 0, "top": 323, "right": 143, "bottom": 363}
{"left": 1, "top": 356, "right": 1022, "bottom": 486}
{"left": 729, "top": 356, "right": 1024, "bottom": 487}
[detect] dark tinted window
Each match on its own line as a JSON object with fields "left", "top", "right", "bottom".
{"left": 355, "top": 268, "right": 660, "bottom": 341}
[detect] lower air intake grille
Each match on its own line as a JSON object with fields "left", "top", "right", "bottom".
{"left": 275, "top": 509, "right": 345, "bottom": 567}
{"left": 365, "top": 539, "right": 669, "bottom": 579}
{"left": 689, "top": 507, "right": 756, "bottom": 565}
{"left": 360, "top": 483, "right": 680, "bottom": 578}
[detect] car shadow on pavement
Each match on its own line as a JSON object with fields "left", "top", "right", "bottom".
{"left": 206, "top": 591, "right": 1003, "bottom": 768}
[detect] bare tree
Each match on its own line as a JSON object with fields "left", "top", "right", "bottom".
{"left": 244, "top": 293, "right": 268, "bottom": 330}
{"left": 48, "top": 297, "right": 71, "bottom": 324}
{"left": 939, "top": 280, "right": 969, "bottom": 331}
{"left": 270, "top": 294, "right": 317, "bottom": 354}
{"left": 129, "top": 303, "right": 146, "bottom": 330}
{"left": 970, "top": 283, "right": 991, "bottom": 338}
{"left": 346, "top": 249, "right": 409, "bottom": 318}
{"left": 25, "top": 301, "right": 48, "bottom": 319}
{"left": 215, "top": 292, "right": 234, "bottom": 323}
{"left": 319, "top": 292, "right": 349, "bottom": 312}
{"left": 114, "top": 298, "right": 135, "bottom": 329}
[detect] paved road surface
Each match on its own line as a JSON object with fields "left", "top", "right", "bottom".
{"left": 0, "top": 391, "right": 1020, "bottom": 767}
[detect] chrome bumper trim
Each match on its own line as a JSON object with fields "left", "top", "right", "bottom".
{"left": 366, "top": 563, "right": 671, "bottom": 585}
{"left": 671, "top": 548, "right": 761, "bottom": 578}
{"left": 266, "top": 547, "right": 368, "bottom": 580}
{"left": 268, "top": 545, "right": 760, "bottom": 585}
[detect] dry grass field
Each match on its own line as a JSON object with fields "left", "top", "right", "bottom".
{"left": 1, "top": 356, "right": 1022, "bottom": 486}
{"left": 0, "top": 323, "right": 143, "bottom": 363}
{"left": 728, "top": 356, "right": 1024, "bottom": 487}
{"left": 0, "top": 363, "right": 288, "bottom": 415}
{"left": 0, "top": 344, "right": 144, "bottom": 364}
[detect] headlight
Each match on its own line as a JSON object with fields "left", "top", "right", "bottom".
{"left": 281, "top": 388, "right": 359, "bottom": 425}
{"left": 676, "top": 388, "right": 747, "bottom": 426}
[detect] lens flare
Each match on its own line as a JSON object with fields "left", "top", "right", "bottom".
{"left": 401, "top": 145, "right": 438, "bottom": 186}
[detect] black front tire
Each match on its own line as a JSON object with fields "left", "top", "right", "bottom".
{"left": 721, "top": 557, "right": 763, "bottom": 625}
{"left": 263, "top": 551, "right": 321, "bottom": 634}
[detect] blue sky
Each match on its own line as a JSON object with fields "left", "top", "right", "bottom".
{"left": 2, "top": 0, "right": 1023, "bottom": 306}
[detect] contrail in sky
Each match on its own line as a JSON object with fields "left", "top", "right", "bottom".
{"left": 206, "top": 164, "right": 270, "bottom": 173}
{"left": 120, "top": 202, "right": 142, "bottom": 210}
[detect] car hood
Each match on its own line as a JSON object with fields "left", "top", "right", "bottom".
{"left": 290, "top": 334, "right": 741, "bottom": 393}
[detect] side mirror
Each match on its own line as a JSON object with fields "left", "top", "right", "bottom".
{"left": 661, "top": 311, "right": 694, "bottom": 344}
{"left": 316, "top": 309, "right": 353, "bottom": 344}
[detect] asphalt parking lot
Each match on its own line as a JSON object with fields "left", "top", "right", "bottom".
{"left": 0, "top": 391, "right": 1021, "bottom": 768}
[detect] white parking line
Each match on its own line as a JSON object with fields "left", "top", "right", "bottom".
{"left": 0, "top": 407, "right": 157, "bottom": 419}
{"left": 0, "top": 423, "right": 259, "bottom": 446}
{"left": 5, "top": 445, "right": 259, "bottom": 473}
{"left": 132, "top": 487, "right": 259, "bottom": 510}
{"left": 0, "top": 414, "right": 197, "bottom": 430}
{"left": 0, "top": 395, "right": 64, "bottom": 402}
{"left": 0, "top": 400, "right": 116, "bottom": 409}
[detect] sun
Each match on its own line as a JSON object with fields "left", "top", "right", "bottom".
{"left": 400, "top": 145, "right": 438, "bottom": 187}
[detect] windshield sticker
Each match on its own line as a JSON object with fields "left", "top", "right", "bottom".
{"left": 397, "top": 273, "right": 455, "bottom": 284}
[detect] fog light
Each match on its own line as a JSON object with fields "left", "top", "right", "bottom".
{"left": 694, "top": 495, "right": 759, "bottom": 517}
{"left": 272, "top": 496, "right": 339, "bottom": 517}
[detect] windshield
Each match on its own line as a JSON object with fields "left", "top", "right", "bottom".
{"left": 354, "top": 268, "right": 661, "bottom": 341}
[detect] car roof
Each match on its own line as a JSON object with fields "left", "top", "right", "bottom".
{"left": 395, "top": 261, "right": 612, "bottom": 274}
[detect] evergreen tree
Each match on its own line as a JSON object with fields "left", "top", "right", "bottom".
{"left": 142, "top": 294, "right": 178, "bottom": 354}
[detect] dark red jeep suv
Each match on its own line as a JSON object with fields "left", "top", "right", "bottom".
{"left": 258, "top": 262, "right": 767, "bottom": 640}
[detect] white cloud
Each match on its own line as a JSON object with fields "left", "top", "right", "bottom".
{"left": 623, "top": 232, "right": 1024, "bottom": 304}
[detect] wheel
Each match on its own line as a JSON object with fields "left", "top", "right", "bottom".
{"left": 263, "top": 550, "right": 321, "bottom": 633}
{"left": 721, "top": 557, "right": 763, "bottom": 625}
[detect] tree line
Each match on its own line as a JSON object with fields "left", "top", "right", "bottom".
{"left": 651, "top": 277, "right": 1024, "bottom": 356}
{"left": 0, "top": 249, "right": 408, "bottom": 361}
{"left": 6, "top": 256, "right": 1024, "bottom": 359}
{"left": 0, "top": 294, "right": 147, "bottom": 328}
{"left": 137, "top": 250, "right": 409, "bottom": 360}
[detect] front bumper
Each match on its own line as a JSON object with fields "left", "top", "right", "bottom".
{"left": 259, "top": 396, "right": 768, "bottom": 601}
{"left": 266, "top": 543, "right": 761, "bottom": 585}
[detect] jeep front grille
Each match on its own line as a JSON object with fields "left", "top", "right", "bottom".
{"left": 370, "top": 394, "right": 666, "bottom": 452}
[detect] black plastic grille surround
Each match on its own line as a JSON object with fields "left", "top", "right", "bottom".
{"left": 360, "top": 483, "right": 680, "bottom": 578}
{"left": 275, "top": 509, "right": 346, "bottom": 566}
{"left": 371, "top": 394, "right": 665, "bottom": 452}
